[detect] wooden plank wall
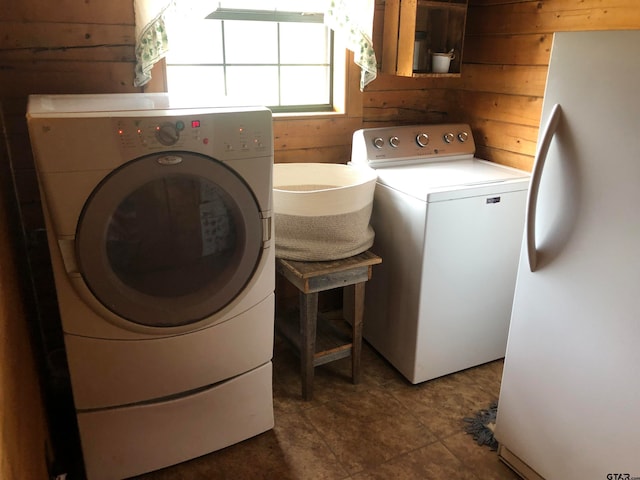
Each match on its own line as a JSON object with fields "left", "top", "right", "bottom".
{"left": 0, "top": 184, "right": 50, "bottom": 480}
{"left": 453, "top": 0, "right": 640, "bottom": 171}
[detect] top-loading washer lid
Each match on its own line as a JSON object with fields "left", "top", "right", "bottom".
{"left": 375, "top": 158, "right": 530, "bottom": 202}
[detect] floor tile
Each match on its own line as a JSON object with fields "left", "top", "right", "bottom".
{"left": 216, "top": 411, "right": 349, "bottom": 480}
{"left": 386, "top": 367, "right": 500, "bottom": 440}
{"left": 350, "top": 441, "right": 479, "bottom": 480}
{"left": 134, "top": 411, "right": 348, "bottom": 480}
{"left": 443, "top": 432, "right": 521, "bottom": 480}
{"left": 304, "top": 387, "right": 437, "bottom": 475}
{"left": 456, "top": 360, "right": 504, "bottom": 398}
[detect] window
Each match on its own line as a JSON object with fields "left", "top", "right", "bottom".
{"left": 165, "top": 1, "right": 335, "bottom": 113}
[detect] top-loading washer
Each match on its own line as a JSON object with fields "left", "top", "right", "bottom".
{"left": 351, "top": 124, "right": 530, "bottom": 384}
{"left": 27, "top": 93, "right": 275, "bottom": 480}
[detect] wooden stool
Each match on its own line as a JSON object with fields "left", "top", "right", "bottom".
{"left": 275, "top": 250, "right": 382, "bottom": 400}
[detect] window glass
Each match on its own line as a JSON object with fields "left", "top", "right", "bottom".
{"left": 226, "top": 66, "right": 280, "bottom": 105}
{"left": 280, "top": 66, "right": 330, "bottom": 105}
{"left": 166, "top": 66, "right": 226, "bottom": 96}
{"left": 165, "top": 1, "right": 334, "bottom": 111}
{"left": 224, "top": 21, "right": 279, "bottom": 64}
{"left": 217, "top": 0, "right": 326, "bottom": 12}
{"left": 167, "top": 20, "right": 223, "bottom": 64}
{"left": 280, "top": 22, "right": 330, "bottom": 64}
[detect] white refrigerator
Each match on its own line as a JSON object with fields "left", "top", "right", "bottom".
{"left": 494, "top": 30, "right": 640, "bottom": 479}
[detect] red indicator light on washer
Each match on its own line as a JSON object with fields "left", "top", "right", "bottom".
{"left": 117, "top": 128, "right": 124, "bottom": 135}
{"left": 191, "top": 120, "right": 200, "bottom": 128}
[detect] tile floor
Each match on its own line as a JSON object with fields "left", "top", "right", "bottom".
{"left": 133, "top": 335, "right": 520, "bottom": 480}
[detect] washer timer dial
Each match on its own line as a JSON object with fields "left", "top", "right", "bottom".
{"left": 373, "top": 137, "right": 385, "bottom": 149}
{"left": 416, "top": 133, "right": 430, "bottom": 147}
{"left": 443, "top": 132, "right": 456, "bottom": 144}
{"left": 155, "top": 122, "right": 181, "bottom": 146}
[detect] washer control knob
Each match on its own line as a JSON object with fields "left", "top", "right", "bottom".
{"left": 416, "top": 133, "right": 430, "bottom": 147}
{"left": 443, "top": 132, "right": 455, "bottom": 144}
{"left": 458, "top": 131, "right": 469, "bottom": 143}
{"left": 373, "top": 137, "right": 385, "bottom": 149}
{"left": 155, "top": 123, "right": 180, "bottom": 146}
{"left": 389, "top": 136, "right": 400, "bottom": 148}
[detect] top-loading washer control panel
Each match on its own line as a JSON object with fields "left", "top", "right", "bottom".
{"left": 351, "top": 123, "right": 475, "bottom": 168}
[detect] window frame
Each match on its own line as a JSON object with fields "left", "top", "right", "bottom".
{"left": 164, "top": 8, "right": 336, "bottom": 114}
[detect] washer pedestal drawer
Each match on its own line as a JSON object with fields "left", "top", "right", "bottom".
{"left": 77, "top": 362, "right": 274, "bottom": 480}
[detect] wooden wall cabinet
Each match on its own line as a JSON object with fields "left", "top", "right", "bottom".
{"left": 382, "top": 0, "right": 468, "bottom": 77}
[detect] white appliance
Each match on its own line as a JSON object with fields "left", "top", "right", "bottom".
{"left": 351, "top": 124, "right": 530, "bottom": 384}
{"left": 26, "top": 93, "right": 275, "bottom": 480}
{"left": 494, "top": 30, "right": 640, "bottom": 479}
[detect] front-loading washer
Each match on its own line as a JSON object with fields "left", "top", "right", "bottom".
{"left": 27, "top": 93, "right": 275, "bottom": 480}
{"left": 351, "top": 124, "right": 530, "bottom": 384}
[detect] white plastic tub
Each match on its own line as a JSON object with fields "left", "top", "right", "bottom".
{"left": 273, "top": 163, "right": 377, "bottom": 261}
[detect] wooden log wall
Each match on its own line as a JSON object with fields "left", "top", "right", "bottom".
{"left": 0, "top": 183, "right": 50, "bottom": 480}
{"left": 439, "top": 0, "right": 640, "bottom": 171}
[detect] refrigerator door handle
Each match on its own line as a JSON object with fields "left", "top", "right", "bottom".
{"left": 526, "top": 103, "right": 562, "bottom": 272}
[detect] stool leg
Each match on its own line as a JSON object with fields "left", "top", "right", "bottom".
{"left": 352, "top": 282, "right": 365, "bottom": 385}
{"left": 300, "top": 291, "right": 318, "bottom": 400}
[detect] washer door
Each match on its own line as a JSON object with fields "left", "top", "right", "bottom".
{"left": 76, "top": 152, "right": 264, "bottom": 328}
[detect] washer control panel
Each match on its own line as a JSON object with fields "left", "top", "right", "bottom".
{"left": 113, "top": 109, "right": 272, "bottom": 160}
{"left": 352, "top": 123, "right": 475, "bottom": 167}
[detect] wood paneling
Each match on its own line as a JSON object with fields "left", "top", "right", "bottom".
{"left": 275, "top": 117, "right": 362, "bottom": 151}
{"left": 473, "top": 117, "right": 538, "bottom": 156}
{"left": 459, "top": 91, "right": 542, "bottom": 127}
{"left": 461, "top": 63, "right": 548, "bottom": 96}
{"left": 0, "top": 23, "right": 135, "bottom": 62}
{"left": 363, "top": 84, "right": 463, "bottom": 126}
{"left": 0, "top": 23, "right": 135, "bottom": 50}
{"left": 273, "top": 116, "right": 359, "bottom": 164}
{"left": 1, "top": 61, "right": 137, "bottom": 97}
{"left": 0, "top": 187, "right": 50, "bottom": 480}
{"left": 467, "top": 0, "right": 640, "bottom": 35}
{"left": 463, "top": 33, "right": 552, "bottom": 66}
{"left": 457, "top": 0, "right": 640, "bottom": 169}
{"left": 2, "top": 1, "right": 133, "bottom": 23}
